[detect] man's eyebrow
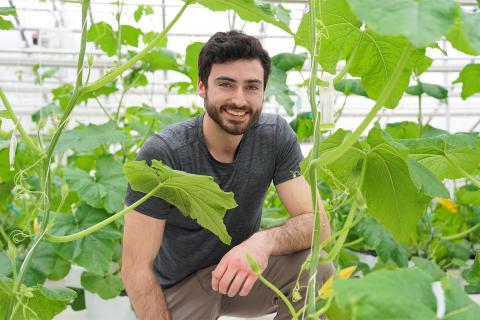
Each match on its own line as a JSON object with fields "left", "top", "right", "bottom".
{"left": 214, "top": 76, "right": 263, "bottom": 84}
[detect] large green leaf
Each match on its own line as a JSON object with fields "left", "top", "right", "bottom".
{"left": 133, "top": 4, "right": 153, "bottom": 22}
{"left": 50, "top": 203, "right": 121, "bottom": 274}
{"left": 55, "top": 121, "right": 128, "bottom": 154}
{"left": 142, "top": 48, "right": 184, "bottom": 73}
{"left": 0, "top": 7, "right": 16, "bottom": 30}
{"left": 191, "top": 0, "right": 292, "bottom": 34}
{"left": 453, "top": 64, "right": 480, "bottom": 100}
{"left": 295, "top": 0, "right": 429, "bottom": 108}
{"left": 362, "top": 143, "right": 430, "bottom": 243}
{"left": 266, "top": 53, "right": 307, "bottom": 116}
{"left": 81, "top": 272, "right": 124, "bottom": 299}
{"left": 447, "top": 10, "right": 480, "bottom": 55}
{"left": 23, "top": 242, "right": 56, "bottom": 287}
{"left": 63, "top": 155, "right": 127, "bottom": 213}
{"left": 0, "top": 279, "right": 76, "bottom": 320}
{"left": 385, "top": 121, "right": 421, "bottom": 139}
{"left": 399, "top": 133, "right": 480, "bottom": 180}
{"left": 124, "top": 160, "right": 237, "bottom": 245}
{"left": 87, "top": 22, "right": 117, "bottom": 56}
{"left": 334, "top": 268, "right": 437, "bottom": 319}
{"left": 347, "top": 0, "right": 458, "bottom": 48}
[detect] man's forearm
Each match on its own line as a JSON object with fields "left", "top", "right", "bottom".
{"left": 122, "top": 269, "right": 171, "bottom": 320}
{"left": 255, "top": 211, "right": 331, "bottom": 256}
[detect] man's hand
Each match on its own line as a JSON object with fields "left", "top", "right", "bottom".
{"left": 211, "top": 233, "right": 272, "bottom": 297}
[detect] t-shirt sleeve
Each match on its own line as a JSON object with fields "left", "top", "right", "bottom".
{"left": 273, "top": 115, "right": 304, "bottom": 185}
{"left": 124, "top": 135, "right": 176, "bottom": 219}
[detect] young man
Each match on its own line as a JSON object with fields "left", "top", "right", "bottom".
{"left": 122, "top": 31, "right": 333, "bottom": 320}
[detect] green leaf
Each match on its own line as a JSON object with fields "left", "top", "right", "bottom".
{"left": 63, "top": 155, "right": 127, "bottom": 213}
{"left": 23, "top": 242, "right": 56, "bottom": 287}
{"left": 266, "top": 53, "right": 307, "bottom": 116}
{"left": 124, "top": 160, "right": 237, "bottom": 245}
{"left": 142, "top": 31, "right": 168, "bottom": 47}
{"left": 290, "top": 112, "right": 313, "bottom": 142}
{"left": 407, "top": 157, "right": 450, "bottom": 198}
{"left": 447, "top": 10, "right": 480, "bottom": 55}
{"left": 51, "top": 83, "right": 74, "bottom": 109}
{"left": 442, "top": 275, "right": 480, "bottom": 318}
{"left": 456, "top": 184, "right": 480, "bottom": 206}
{"left": 355, "top": 217, "right": 409, "bottom": 267}
{"left": 362, "top": 143, "right": 430, "bottom": 243}
{"left": 333, "top": 268, "right": 437, "bottom": 319}
{"left": 412, "top": 257, "right": 445, "bottom": 281}
{"left": 87, "top": 22, "right": 117, "bottom": 56}
{"left": 347, "top": 0, "right": 458, "bottom": 48}
{"left": 462, "top": 252, "right": 480, "bottom": 294}
{"left": 142, "top": 48, "right": 183, "bottom": 73}
{"left": 79, "top": 80, "right": 118, "bottom": 103}
{"left": 55, "top": 121, "right": 128, "bottom": 154}
{"left": 385, "top": 121, "right": 420, "bottom": 139}
{"left": 120, "top": 25, "right": 142, "bottom": 47}
{"left": 31, "top": 104, "right": 62, "bottom": 124}
{"left": 50, "top": 203, "right": 121, "bottom": 274}
{"left": 0, "top": 16, "right": 14, "bottom": 30}
{"left": 185, "top": 42, "right": 204, "bottom": 84}
{"left": 316, "top": 129, "right": 365, "bottom": 192}
{"left": 334, "top": 79, "right": 368, "bottom": 97}
{"left": 453, "top": 63, "right": 480, "bottom": 100}
{"left": 295, "top": 1, "right": 428, "bottom": 108}
{"left": 134, "top": 4, "right": 153, "bottom": 22}
{"left": 124, "top": 68, "right": 148, "bottom": 88}
{"left": 406, "top": 82, "right": 448, "bottom": 99}
{"left": 191, "top": 0, "right": 292, "bottom": 34}
{"left": 0, "top": 280, "right": 76, "bottom": 320}
{"left": 0, "top": 7, "right": 17, "bottom": 16}
{"left": 81, "top": 272, "right": 124, "bottom": 299}
{"left": 399, "top": 133, "right": 480, "bottom": 180}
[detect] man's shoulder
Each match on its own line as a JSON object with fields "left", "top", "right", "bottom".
{"left": 143, "top": 115, "right": 200, "bottom": 155}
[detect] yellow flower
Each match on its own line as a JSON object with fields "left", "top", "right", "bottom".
{"left": 33, "top": 218, "right": 41, "bottom": 235}
{"left": 439, "top": 198, "right": 457, "bottom": 214}
{"left": 318, "top": 266, "right": 356, "bottom": 299}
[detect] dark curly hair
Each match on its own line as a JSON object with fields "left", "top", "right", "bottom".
{"left": 198, "top": 30, "right": 271, "bottom": 90}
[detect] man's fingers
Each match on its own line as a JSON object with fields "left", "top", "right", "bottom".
{"left": 239, "top": 274, "right": 258, "bottom": 297}
{"left": 218, "top": 268, "right": 237, "bottom": 295}
{"left": 211, "top": 261, "right": 228, "bottom": 291}
{"left": 226, "top": 272, "right": 247, "bottom": 297}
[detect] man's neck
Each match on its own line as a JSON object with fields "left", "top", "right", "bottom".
{"left": 202, "top": 113, "right": 243, "bottom": 163}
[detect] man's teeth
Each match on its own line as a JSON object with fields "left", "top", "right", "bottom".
{"left": 227, "top": 110, "right": 247, "bottom": 116}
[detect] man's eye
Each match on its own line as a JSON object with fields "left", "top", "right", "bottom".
{"left": 247, "top": 85, "right": 259, "bottom": 91}
{"left": 219, "top": 82, "right": 232, "bottom": 88}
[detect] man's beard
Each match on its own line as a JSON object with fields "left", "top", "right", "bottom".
{"left": 204, "top": 95, "right": 262, "bottom": 135}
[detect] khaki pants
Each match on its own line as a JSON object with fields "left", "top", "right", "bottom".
{"left": 164, "top": 249, "right": 335, "bottom": 320}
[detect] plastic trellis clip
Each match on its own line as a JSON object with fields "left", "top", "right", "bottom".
{"left": 319, "top": 77, "right": 335, "bottom": 130}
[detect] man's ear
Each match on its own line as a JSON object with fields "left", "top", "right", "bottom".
{"left": 198, "top": 80, "right": 206, "bottom": 98}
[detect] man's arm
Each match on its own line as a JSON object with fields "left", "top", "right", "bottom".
{"left": 121, "top": 210, "right": 170, "bottom": 320}
{"left": 211, "top": 176, "right": 331, "bottom": 297}
{"left": 259, "top": 175, "right": 331, "bottom": 256}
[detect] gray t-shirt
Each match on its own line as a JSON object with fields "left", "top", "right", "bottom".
{"left": 125, "top": 112, "right": 303, "bottom": 288}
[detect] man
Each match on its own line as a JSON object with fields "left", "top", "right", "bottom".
{"left": 122, "top": 30, "right": 333, "bottom": 320}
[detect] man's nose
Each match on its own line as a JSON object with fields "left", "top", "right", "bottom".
{"left": 230, "top": 87, "right": 247, "bottom": 107}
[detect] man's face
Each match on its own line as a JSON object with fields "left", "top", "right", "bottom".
{"left": 198, "top": 59, "right": 265, "bottom": 135}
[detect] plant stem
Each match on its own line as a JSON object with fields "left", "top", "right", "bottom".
{"left": 83, "top": 1, "right": 190, "bottom": 93}
{"left": 441, "top": 223, "right": 480, "bottom": 241}
{"left": 45, "top": 183, "right": 163, "bottom": 242}
{"left": 0, "top": 88, "right": 42, "bottom": 155}
{"left": 418, "top": 93, "right": 423, "bottom": 135}
{"left": 256, "top": 273, "right": 298, "bottom": 320}
{"left": 311, "top": 44, "right": 414, "bottom": 168}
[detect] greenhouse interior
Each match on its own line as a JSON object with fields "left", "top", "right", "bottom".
{"left": 1, "top": 0, "right": 480, "bottom": 319}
